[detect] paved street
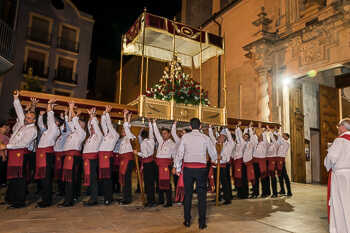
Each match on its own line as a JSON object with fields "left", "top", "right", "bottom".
{"left": 0, "top": 181, "right": 328, "bottom": 233}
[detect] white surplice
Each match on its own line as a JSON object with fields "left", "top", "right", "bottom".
{"left": 324, "top": 131, "right": 350, "bottom": 233}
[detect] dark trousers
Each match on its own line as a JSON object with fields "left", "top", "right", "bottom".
{"left": 143, "top": 161, "right": 156, "bottom": 205}
{"left": 157, "top": 165, "right": 172, "bottom": 204}
{"left": 123, "top": 160, "right": 135, "bottom": 202}
{"left": 173, "top": 173, "right": 179, "bottom": 193}
{"left": 64, "top": 156, "right": 81, "bottom": 203}
{"left": 213, "top": 167, "right": 231, "bottom": 203}
{"left": 0, "top": 159, "right": 7, "bottom": 184}
{"left": 183, "top": 167, "right": 207, "bottom": 225}
{"left": 252, "top": 162, "right": 270, "bottom": 196}
{"left": 29, "top": 152, "right": 42, "bottom": 193}
{"left": 101, "top": 157, "right": 114, "bottom": 202}
{"left": 239, "top": 163, "right": 249, "bottom": 198}
{"left": 41, "top": 153, "right": 55, "bottom": 205}
{"left": 278, "top": 162, "right": 292, "bottom": 194}
{"left": 89, "top": 159, "right": 98, "bottom": 202}
{"left": 226, "top": 163, "right": 233, "bottom": 198}
{"left": 270, "top": 176, "right": 277, "bottom": 195}
{"left": 111, "top": 171, "right": 120, "bottom": 192}
{"left": 5, "top": 153, "right": 30, "bottom": 205}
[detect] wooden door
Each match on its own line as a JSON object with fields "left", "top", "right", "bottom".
{"left": 289, "top": 83, "right": 306, "bottom": 183}
{"left": 319, "top": 85, "right": 340, "bottom": 184}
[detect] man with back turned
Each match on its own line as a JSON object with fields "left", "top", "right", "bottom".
{"left": 175, "top": 118, "right": 217, "bottom": 229}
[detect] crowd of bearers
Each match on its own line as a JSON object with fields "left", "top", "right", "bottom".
{"left": 0, "top": 91, "right": 294, "bottom": 231}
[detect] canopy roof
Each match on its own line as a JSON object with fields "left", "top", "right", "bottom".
{"left": 123, "top": 12, "right": 224, "bottom": 68}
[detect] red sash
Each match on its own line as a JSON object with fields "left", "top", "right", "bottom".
{"left": 276, "top": 157, "right": 285, "bottom": 176}
{"left": 140, "top": 156, "right": 154, "bottom": 173}
{"left": 119, "top": 152, "right": 134, "bottom": 186}
{"left": 267, "top": 157, "right": 277, "bottom": 177}
{"left": 54, "top": 152, "right": 65, "bottom": 180}
{"left": 35, "top": 146, "right": 54, "bottom": 180}
{"left": 82, "top": 152, "right": 98, "bottom": 186}
{"left": 211, "top": 161, "right": 227, "bottom": 168}
{"left": 253, "top": 157, "right": 267, "bottom": 179}
{"left": 155, "top": 158, "right": 172, "bottom": 190}
{"left": 112, "top": 153, "right": 120, "bottom": 172}
{"left": 99, "top": 151, "right": 113, "bottom": 179}
{"left": 233, "top": 158, "right": 243, "bottom": 187}
{"left": 7, "top": 148, "right": 30, "bottom": 179}
{"left": 62, "top": 150, "right": 81, "bottom": 182}
{"left": 245, "top": 160, "right": 255, "bottom": 185}
{"left": 327, "top": 134, "right": 350, "bottom": 221}
{"left": 183, "top": 162, "right": 207, "bottom": 169}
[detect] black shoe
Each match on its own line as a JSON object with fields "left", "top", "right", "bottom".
{"left": 83, "top": 200, "right": 98, "bottom": 207}
{"left": 0, "top": 201, "right": 11, "bottom": 205}
{"left": 119, "top": 200, "right": 131, "bottom": 205}
{"left": 222, "top": 201, "right": 231, "bottom": 205}
{"left": 55, "top": 191, "right": 64, "bottom": 197}
{"left": 278, "top": 190, "right": 285, "bottom": 195}
{"left": 250, "top": 195, "right": 258, "bottom": 199}
{"left": 199, "top": 223, "right": 207, "bottom": 229}
{"left": 7, "top": 204, "right": 25, "bottom": 209}
{"left": 183, "top": 221, "right": 190, "bottom": 228}
{"left": 35, "top": 203, "right": 51, "bottom": 208}
{"left": 285, "top": 193, "right": 293, "bottom": 197}
{"left": 148, "top": 203, "right": 157, "bottom": 207}
{"left": 260, "top": 194, "right": 267, "bottom": 198}
{"left": 157, "top": 200, "right": 164, "bottom": 205}
{"left": 103, "top": 200, "right": 112, "bottom": 206}
{"left": 73, "top": 198, "right": 78, "bottom": 202}
{"left": 57, "top": 202, "right": 73, "bottom": 207}
{"left": 271, "top": 194, "right": 278, "bottom": 198}
{"left": 162, "top": 202, "right": 172, "bottom": 208}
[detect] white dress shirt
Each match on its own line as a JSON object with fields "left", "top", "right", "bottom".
{"left": 118, "top": 122, "right": 134, "bottom": 154}
{"left": 276, "top": 132, "right": 290, "bottom": 158}
{"left": 99, "top": 113, "right": 119, "bottom": 151}
{"left": 63, "top": 116, "right": 86, "bottom": 151}
{"left": 175, "top": 129, "right": 217, "bottom": 172}
{"left": 7, "top": 99, "right": 37, "bottom": 150}
{"left": 83, "top": 117, "right": 103, "bottom": 153}
{"left": 113, "top": 139, "right": 122, "bottom": 153}
{"left": 54, "top": 115, "right": 70, "bottom": 152}
{"left": 152, "top": 122, "right": 176, "bottom": 159}
{"left": 267, "top": 131, "right": 279, "bottom": 157}
{"left": 253, "top": 132, "right": 269, "bottom": 158}
{"left": 232, "top": 127, "right": 245, "bottom": 160}
{"left": 242, "top": 127, "right": 257, "bottom": 163}
{"left": 208, "top": 128, "right": 235, "bottom": 163}
{"left": 38, "top": 111, "right": 60, "bottom": 148}
{"left": 138, "top": 123, "right": 155, "bottom": 158}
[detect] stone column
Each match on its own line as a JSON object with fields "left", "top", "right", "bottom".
{"left": 256, "top": 66, "right": 271, "bottom": 122}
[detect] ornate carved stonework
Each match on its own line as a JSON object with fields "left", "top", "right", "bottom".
{"left": 288, "top": 24, "right": 338, "bottom": 68}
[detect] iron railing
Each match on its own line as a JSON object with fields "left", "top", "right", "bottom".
{"left": 22, "top": 61, "right": 49, "bottom": 78}
{"left": 57, "top": 37, "right": 79, "bottom": 53}
{"left": 26, "top": 27, "right": 52, "bottom": 45}
{"left": 0, "top": 19, "right": 16, "bottom": 63}
{"left": 54, "top": 67, "right": 78, "bottom": 84}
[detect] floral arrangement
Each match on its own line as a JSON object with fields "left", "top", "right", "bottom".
{"left": 145, "top": 57, "right": 210, "bottom": 106}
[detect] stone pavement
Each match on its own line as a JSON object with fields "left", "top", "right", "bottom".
{"left": 0, "top": 181, "right": 328, "bottom": 233}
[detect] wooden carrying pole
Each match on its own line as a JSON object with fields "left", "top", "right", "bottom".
{"left": 134, "top": 153, "right": 145, "bottom": 206}
{"left": 215, "top": 144, "right": 222, "bottom": 207}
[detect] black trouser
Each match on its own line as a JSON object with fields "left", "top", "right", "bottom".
{"left": 278, "top": 162, "right": 292, "bottom": 194}
{"left": 41, "top": 153, "right": 55, "bottom": 205}
{"left": 270, "top": 176, "right": 277, "bottom": 195}
{"left": 5, "top": 153, "right": 30, "bottom": 205}
{"left": 101, "top": 157, "right": 114, "bottom": 202}
{"left": 56, "top": 155, "right": 65, "bottom": 195}
{"left": 143, "top": 161, "right": 156, "bottom": 205}
{"left": 111, "top": 171, "right": 120, "bottom": 192}
{"left": 64, "top": 156, "right": 81, "bottom": 203}
{"left": 123, "top": 160, "right": 135, "bottom": 202}
{"left": 226, "top": 163, "right": 232, "bottom": 198}
{"left": 29, "top": 152, "right": 42, "bottom": 193}
{"left": 252, "top": 162, "right": 270, "bottom": 196}
{"left": 183, "top": 167, "right": 207, "bottom": 225}
{"left": 213, "top": 167, "right": 231, "bottom": 203}
{"left": 0, "top": 159, "right": 7, "bottom": 184}
{"left": 75, "top": 161, "right": 82, "bottom": 198}
{"left": 157, "top": 165, "right": 172, "bottom": 204}
{"left": 264, "top": 161, "right": 271, "bottom": 195}
{"left": 240, "top": 163, "right": 249, "bottom": 198}
{"left": 88, "top": 159, "right": 98, "bottom": 202}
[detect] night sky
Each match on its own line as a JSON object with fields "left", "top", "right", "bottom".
{"left": 70, "top": 0, "right": 182, "bottom": 90}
